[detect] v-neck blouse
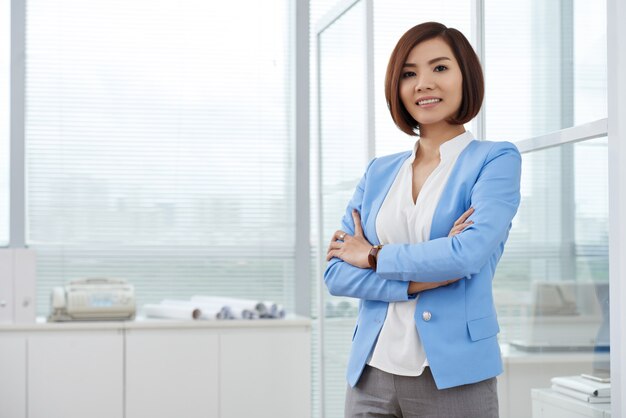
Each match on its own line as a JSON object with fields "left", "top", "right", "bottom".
{"left": 367, "top": 130, "right": 475, "bottom": 376}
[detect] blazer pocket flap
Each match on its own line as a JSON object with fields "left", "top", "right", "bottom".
{"left": 467, "top": 314, "right": 500, "bottom": 341}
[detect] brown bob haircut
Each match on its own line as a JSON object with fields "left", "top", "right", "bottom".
{"left": 385, "top": 22, "right": 484, "bottom": 136}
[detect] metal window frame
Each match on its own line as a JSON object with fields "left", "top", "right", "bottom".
{"left": 9, "top": 0, "right": 25, "bottom": 249}
{"left": 607, "top": 0, "right": 626, "bottom": 413}
{"left": 471, "top": 0, "right": 486, "bottom": 141}
{"left": 293, "top": 0, "right": 311, "bottom": 319}
{"left": 514, "top": 119, "right": 607, "bottom": 153}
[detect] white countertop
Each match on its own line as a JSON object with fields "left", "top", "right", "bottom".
{"left": 501, "top": 343, "right": 610, "bottom": 363}
{"left": 0, "top": 315, "right": 312, "bottom": 332}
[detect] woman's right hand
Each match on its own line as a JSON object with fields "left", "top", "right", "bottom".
{"left": 408, "top": 207, "right": 475, "bottom": 294}
{"left": 448, "top": 206, "right": 474, "bottom": 238}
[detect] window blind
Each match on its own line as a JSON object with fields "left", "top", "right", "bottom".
{"left": 25, "top": 0, "right": 295, "bottom": 316}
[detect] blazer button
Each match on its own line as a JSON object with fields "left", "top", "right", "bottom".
{"left": 422, "top": 311, "right": 432, "bottom": 322}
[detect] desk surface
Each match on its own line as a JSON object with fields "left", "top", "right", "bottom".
{"left": 501, "top": 343, "right": 610, "bottom": 364}
{"left": 0, "top": 315, "right": 311, "bottom": 332}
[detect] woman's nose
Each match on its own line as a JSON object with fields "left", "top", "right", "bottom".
{"left": 415, "top": 75, "right": 434, "bottom": 91}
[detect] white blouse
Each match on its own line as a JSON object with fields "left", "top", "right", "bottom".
{"left": 366, "top": 130, "right": 475, "bottom": 376}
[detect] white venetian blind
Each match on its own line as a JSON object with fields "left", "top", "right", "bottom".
{"left": 25, "top": 0, "right": 295, "bottom": 315}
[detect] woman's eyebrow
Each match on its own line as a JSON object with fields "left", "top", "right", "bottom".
{"left": 403, "top": 56, "right": 452, "bottom": 67}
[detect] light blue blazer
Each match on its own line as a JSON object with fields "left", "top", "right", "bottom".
{"left": 324, "top": 139, "right": 522, "bottom": 390}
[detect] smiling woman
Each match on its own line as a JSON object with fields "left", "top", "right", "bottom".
{"left": 324, "top": 21, "right": 520, "bottom": 418}
{"left": 385, "top": 23, "right": 484, "bottom": 139}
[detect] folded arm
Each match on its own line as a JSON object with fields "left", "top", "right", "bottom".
{"left": 323, "top": 159, "right": 414, "bottom": 302}
{"left": 375, "top": 142, "right": 522, "bottom": 282}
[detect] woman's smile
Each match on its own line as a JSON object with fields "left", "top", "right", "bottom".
{"left": 417, "top": 97, "right": 442, "bottom": 107}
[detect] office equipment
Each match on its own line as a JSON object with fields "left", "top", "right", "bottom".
{"left": 510, "top": 281, "right": 610, "bottom": 352}
{"left": 48, "top": 278, "right": 135, "bottom": 322}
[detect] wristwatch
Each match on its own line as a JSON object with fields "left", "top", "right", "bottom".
{"left": 368, "top": 245, "right": 383, "bottom": 271}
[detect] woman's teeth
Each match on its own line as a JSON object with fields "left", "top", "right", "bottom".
{"left": 418, "top": 98, "right": 442, "bottom": 105}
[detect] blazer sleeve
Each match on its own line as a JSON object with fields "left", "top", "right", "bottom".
{"left": 323, "top": 159, "right": 414, "bottom": 302}
{"left": 375, "top": 141, "right": 522, "bottom": 282}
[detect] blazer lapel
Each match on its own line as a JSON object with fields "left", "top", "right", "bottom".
{"left": 364, "top": 152, "right": 411, "bottom": 245}
{"left": 429, "top": 140, "right": 478, "bottom": 240}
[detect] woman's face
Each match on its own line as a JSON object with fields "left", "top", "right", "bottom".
{"left": 399, "top": 37, "right": 463, "bottom": 131}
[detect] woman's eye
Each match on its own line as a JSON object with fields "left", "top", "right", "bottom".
{"left": 434, "top": 65, "right": 447, "bottom": 72}
{"left": 402, "top": 71, "right": 416, "bottom": 78}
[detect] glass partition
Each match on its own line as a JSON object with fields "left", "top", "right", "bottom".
{"left": 317, "top": 2, "right": 368, "bottom": 416}
{"left": 485, "top": 0, "right": 607, "bottom": 141}
{"left": 495, "top": 137, "right": 610, "bottom": 411}
{"left": 0, "top": 0, "right": 9, "bottom": 246}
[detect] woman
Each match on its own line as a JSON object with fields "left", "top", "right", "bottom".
{"left": 324, "top": 22, "right": 521, "bottom": 417}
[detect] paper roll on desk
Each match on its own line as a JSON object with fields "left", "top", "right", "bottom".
{"left": 143, "top": 296, "right": 286, "bottom": 320}
{"left": 143, "top": 304, "right": 202, "bottom": 320}
{"left": 191, "top": 296, "right": 285, "bottom": 319}
{"left": 159, "top": 300, "right": 228, "bottom": 320}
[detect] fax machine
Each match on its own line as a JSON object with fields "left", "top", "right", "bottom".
{"left": 48, "top": 278, "right": 136, "bottom": 322}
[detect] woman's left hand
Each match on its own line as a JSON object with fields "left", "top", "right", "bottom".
{"left": 326, "top": 209, "right": 373, "bottom": 269}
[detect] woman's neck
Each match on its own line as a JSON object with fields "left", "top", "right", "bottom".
{"left": 416, "top": 124, "right": 466, "bottom": 161}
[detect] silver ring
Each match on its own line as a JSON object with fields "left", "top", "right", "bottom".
{"left": 339, "top": 233, "right": 346, "bottom": 240}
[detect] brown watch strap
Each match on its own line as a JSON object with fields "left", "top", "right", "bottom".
{"left": 368, "top": 245, "right": 383, "bottom": 271}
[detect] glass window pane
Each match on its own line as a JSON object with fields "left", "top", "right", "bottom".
{"left": 495, "top": 137, "right": 610, "bottom": 404}
{"left": 0, "top": 0, "right": 9, "bottom": 246}
{"left": 574, "top": 0, "right": 607, "bottom": 124}
{"left": 317, "top": 3, "right": 368, "bottom": 417}
{"left": 485, "top": 1, "right": 607, "bottom": 141}
{"left": 25, "top": 0, "right": 294, "bottom": 315}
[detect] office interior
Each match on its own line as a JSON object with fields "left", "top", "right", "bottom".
{"left": 1, "top": 0, "right": 626, "bottom": 417}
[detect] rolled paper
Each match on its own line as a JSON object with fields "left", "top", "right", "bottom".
{"left": 143, "top": 304, "right": 201, "bottom": 320}
{"left": 159, "top": 300, "right": 225, "bottom": 320}
{"left": 190, "top": 296, "right": 286, "bottom": 319}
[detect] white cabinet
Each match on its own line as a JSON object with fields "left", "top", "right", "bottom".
{"left": 220, "top": 328, "right": 311, "bottom": 418}
{"left": 0, "top": 318, "right": 311, "bottom": 418}
{"left": 125, "top": 329, "right": 220, "bottom": 418}
{"left": 28, "top": 331, "right": 124, "bottom": 418}
{"left": 0, "top": 335, "right": 27, "bottom": 418}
